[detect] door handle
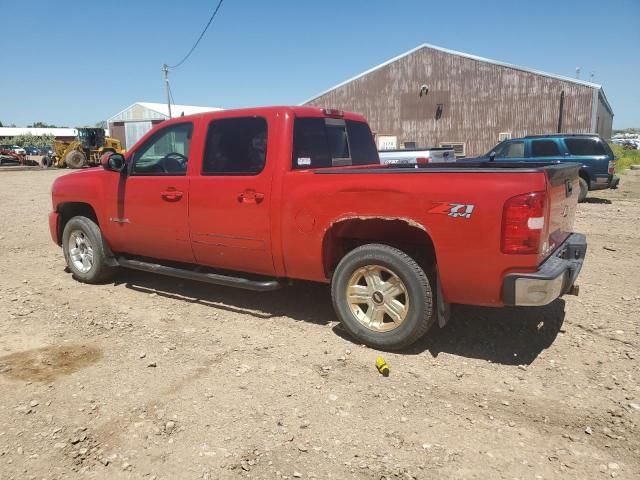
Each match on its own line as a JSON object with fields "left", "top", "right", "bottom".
{"left": 237, "top": 190, "right": 265, "bottom": 204}
{"left": 161, "top": 190, "right": 184, "bottom": 201}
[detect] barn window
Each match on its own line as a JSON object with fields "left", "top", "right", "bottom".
{"left": 440, "top": 142, "right": 466, "bottom": 157}
{"left": 498, "top": 132, "right": 512, "bottom": 141}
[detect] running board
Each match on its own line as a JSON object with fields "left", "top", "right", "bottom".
{"left": 116, "top": 257, "right": 283, "bottom": 292}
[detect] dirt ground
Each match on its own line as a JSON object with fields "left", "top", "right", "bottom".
{"left": 0, "top": 168, "right": 638, "bottom": 480}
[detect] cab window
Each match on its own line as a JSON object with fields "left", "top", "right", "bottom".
{"left": 131, "top": 123, "right": 193, "bottom": 175}
{"left": 202, "top": 117, "right": 268, "bottom": 175}
{"left": 292, "top": 118, "right": 378, "bottom": 169}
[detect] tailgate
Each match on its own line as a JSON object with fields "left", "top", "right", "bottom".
{"left": 544, "top": 164, "right": 580, "bottom": 259}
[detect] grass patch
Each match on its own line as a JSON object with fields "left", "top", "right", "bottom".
{"left": 611, "top": 144, "right": 640, "bottom": 172}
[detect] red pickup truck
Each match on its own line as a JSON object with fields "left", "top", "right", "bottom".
{"left": 49, "top": 107, "right": 586, "bottom": 350}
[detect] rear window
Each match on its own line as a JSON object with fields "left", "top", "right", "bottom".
{"left": 564, "top": 138, "right": 606, "bottom": 156}
{"left": 292, "top": 117, "right": 378, "bottom": 169}
{"left": 531, "top": 140, "right": 560, "bottom": 157}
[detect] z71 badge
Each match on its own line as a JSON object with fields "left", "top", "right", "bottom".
{"left": 429, "top": 203, "right": 475, "bottom": 219}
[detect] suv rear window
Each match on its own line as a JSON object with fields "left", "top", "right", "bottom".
{"left": 292, "top": 118, "right": 379, "bottom": 169}
{"left": 531, "top": 140, "right": 560, "bottom": 157}
{"left": 564, "top": 138, "right": 606, "bottom": 156}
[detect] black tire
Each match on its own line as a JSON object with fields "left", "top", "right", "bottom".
{"left": 65, "top": 150, "right": 87, "bottom": 169}
{"left": 41, "top": 155, "right": 52, "bottom": 168}
{"left": 578, "top": 177, "right": 588, "bottom": 203}
{"left": 62, "top": 216, "right": 115, "bottom": 283}
{"left": 331, "top": 244, "right": 434, "bottom": 350}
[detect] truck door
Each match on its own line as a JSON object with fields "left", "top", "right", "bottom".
{"left": 188, "top": 115, "right": 275, "bottom": 276}
{"left": 105, "top": 122, "right": 195, "bottom": 263}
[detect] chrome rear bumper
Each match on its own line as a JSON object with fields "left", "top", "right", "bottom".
{"left": 502, "top": 233, "right": 587, "bottom": 306}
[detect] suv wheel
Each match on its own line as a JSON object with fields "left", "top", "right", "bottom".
{"left": 578, "top": 177, "right": 589, "bottom": 202}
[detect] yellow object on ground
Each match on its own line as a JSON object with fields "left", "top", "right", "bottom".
{"left": 376, "top": 356, "right": 389, "bottom": 376}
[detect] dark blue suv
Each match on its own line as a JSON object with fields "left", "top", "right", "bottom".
{"left": 482, "top": 134, "right": 619, "bottom": 202}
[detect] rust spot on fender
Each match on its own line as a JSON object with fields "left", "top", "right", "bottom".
{"left": 328, "top": 215, "right": 427, "bottom": 232}
{"left": 0, "top": 345, "right": 102, "bottom": 382}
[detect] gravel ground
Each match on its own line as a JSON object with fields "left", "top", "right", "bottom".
{"left": 0, "top": 169, "right": 638, "bottom": 480}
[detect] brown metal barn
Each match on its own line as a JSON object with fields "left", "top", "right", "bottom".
{"left": 303, "top": 44, "right": 614, "bottom": 157}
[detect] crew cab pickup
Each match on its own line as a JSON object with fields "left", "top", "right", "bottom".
{"left": 49, "top": 107, "right": 586, "bottom": 350}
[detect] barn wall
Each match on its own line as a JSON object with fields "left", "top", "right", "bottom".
{"left": 305, "top": 47, "right": 596, "bottom": 156}
{"left": 595, "top": 93, "right": 613, "bottom": 140}
{"left": 109, "top": 122, "right": 126, "bottom": 149}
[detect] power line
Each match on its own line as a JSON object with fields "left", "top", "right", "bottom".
{"left": 168, "top": 0, "right": 225, "bottom": 69}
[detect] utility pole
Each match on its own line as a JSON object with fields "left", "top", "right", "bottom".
{"left": 162, "top": 64, "right": 172, "bottom": 119}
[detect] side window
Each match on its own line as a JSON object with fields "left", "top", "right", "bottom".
{"left": 132, "top": 123, "right": 193, "bottom": 175}
{"left": 495, "top": 141, "right": 525, "bottom": 158}
{"left": 564, "top": 138, "right": 606, "bottom": 156}
{"left": 202, "top": 117, "right": 268, "bottom": 175}
{"left": 292, "top": 118, "right": 378, "bottom": 169}
{"left": 531, "top": 140, "right": 560, "bottom": 157}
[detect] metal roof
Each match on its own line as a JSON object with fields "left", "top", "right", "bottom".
{"left": 0, "top": 127, "right": 79, "bottom": 137}
{"left": 302, "top": 43, "right": 609, "bottom": 105}
{"left": 108, "top": 102, "right": 223, "bottom": 122}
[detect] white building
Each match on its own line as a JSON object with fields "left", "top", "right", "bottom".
{"left": 108, "top": 102, "right": 222, "bottom": 149}
{"left": 0, "top": 127, "right": 81, "bottom": 141}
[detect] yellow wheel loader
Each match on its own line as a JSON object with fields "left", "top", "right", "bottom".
{"left": 46, "top": 128, "right": 124, "bottom": 169}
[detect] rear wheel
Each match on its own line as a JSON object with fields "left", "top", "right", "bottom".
{"left": 65, "top": 150, "right": 87, "bottom": 168}
{"left": 578, "top": 177, "right": 589, "bottom": 202}
{"left": 331, "top": 244, "right": 434, "bottom": 350}
{"left": 62, "top": 216, "right": 115, "bottom": 283}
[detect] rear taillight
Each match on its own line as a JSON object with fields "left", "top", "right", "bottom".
{"left": 608, "top": 160, "right": 615, "bottom": 174}
{"left": 416, "top": 157, "right": 431, "bottom": 165}
{"left": 502, "top": 192, "right": 547, "bottom": 255}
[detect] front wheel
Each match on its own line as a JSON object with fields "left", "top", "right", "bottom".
{"left": 331, "top": 244, "right": 435, "bottom": 350}
{"left": 62, "top": 216, "right": 115, "bottom": 283}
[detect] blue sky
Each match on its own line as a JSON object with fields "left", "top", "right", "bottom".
{"left": 1, "top": 0, "right": 639, "bottom": 128}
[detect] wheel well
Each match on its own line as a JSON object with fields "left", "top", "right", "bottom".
{"left": 322, "top": 218, "right": 436, "bottom": 278}
{"left": 57, "top": 202, "right": 99, "bottom": 244}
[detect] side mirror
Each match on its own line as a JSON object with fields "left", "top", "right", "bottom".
{"left": 489, "top": 152, "right": 496, "bottom": 162}
{"left": 101, "top": 152, "right": 126, "bottom": 172}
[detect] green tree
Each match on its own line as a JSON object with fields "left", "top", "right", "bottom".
{"left": 28, "top": 121, "right": 60, "bottom": 128}
{"left": 6, "top": 133, "right": 55, "bottom": 149}
{"left": 0, "top": 120, "right": 3, "bottom": 127}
